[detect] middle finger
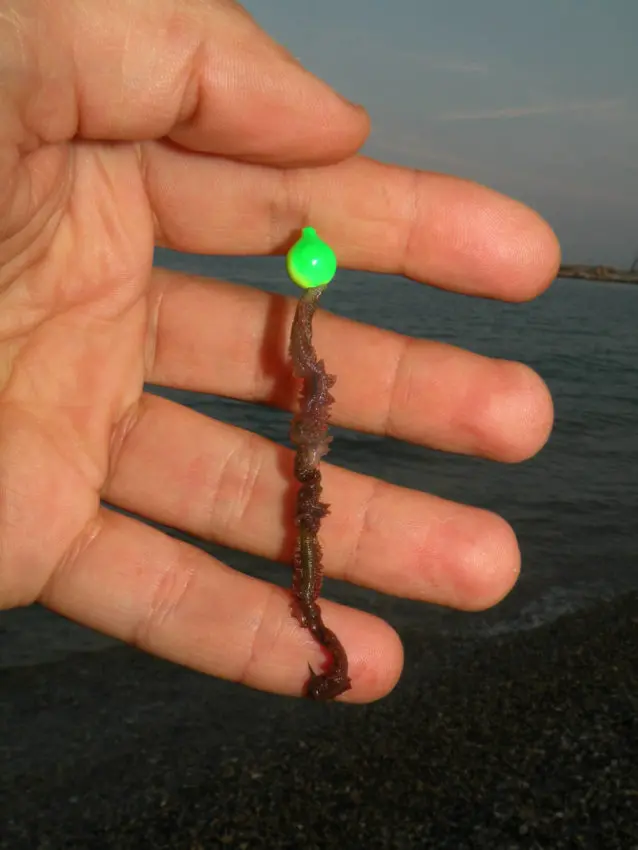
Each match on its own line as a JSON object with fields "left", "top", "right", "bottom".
{"left": 148, "top": 267, "right": 553, "bottom": 462}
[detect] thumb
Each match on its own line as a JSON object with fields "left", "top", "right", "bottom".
{"left": 5, "top": 0, "right": 369, "bottom": 166}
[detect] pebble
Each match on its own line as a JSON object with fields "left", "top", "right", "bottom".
{"left": 1, "top": 593, "right": 636, "bottom": 849}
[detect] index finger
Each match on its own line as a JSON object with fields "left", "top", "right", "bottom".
{"left": 148, "top": 151, "right": 561, "bottom": 301}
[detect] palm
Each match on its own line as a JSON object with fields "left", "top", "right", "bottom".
{"left": 1, "top": 141, "right": 153, "bottom": 607}
{"left": 0, "top": 0, "right": 559, "bottom": 702}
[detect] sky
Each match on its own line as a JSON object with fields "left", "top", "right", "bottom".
{"left": 243, "top": 0, "right": 637, "bottom": 265}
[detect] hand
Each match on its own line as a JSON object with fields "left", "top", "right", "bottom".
{"left": 0, "top": 0, "right": 558, "bottom": 702}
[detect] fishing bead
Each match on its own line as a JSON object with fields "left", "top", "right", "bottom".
{"left": 286, "top": 227, "right": 337, "bottom": 289}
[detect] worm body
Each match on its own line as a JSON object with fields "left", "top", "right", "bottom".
{"left": 289, "top": 287, "right": 351, "bottom": 700}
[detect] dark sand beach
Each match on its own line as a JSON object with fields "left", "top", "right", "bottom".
{"left": 1, "top": 592, "right": 636, "bottom": 849}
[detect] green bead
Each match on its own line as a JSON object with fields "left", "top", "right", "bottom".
{"left": 286, "top": 227, "right": 337, "bottom": 289}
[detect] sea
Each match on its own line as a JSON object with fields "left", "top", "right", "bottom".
{"left": 1, "top": 249, "right": 636, "bottom": 669}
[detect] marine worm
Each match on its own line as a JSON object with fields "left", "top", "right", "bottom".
{"left": 289, "top": 285, "right": 351, "bottom": 700}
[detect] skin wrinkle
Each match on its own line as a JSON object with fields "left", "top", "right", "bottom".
{"left": 0, "top": 7, "right": 26, "bottom": 56}
{"left": 248, "top": 294, "right": 283, "bottom": 402}
{"left": 72, "top": 153, "right": 135, "bottom": 290}
{"left": 136, "top": 142, "right": 165, "bottom": 245}
{"left": 399, "top": 167, "right": 423, "bottom": 280}
{"left": 236, "top": 581, "right": 288, "bottom": 690}
{"left": 0, "top": 148, "right": 71, "bottom": 288}
{"left": 0, "top": 442, "right": 28, "bottom": 598}
{"left": 5, "top": 371, "right": 104, "bottom": 489}
{"left": 383, "top": 333, "right": 416, "bottom": 441}
{"left": 0, "top": 141, "right": 20, "bottom": 231}
{"left": 173, "top": 37, "right": 208, "bottom": 134}
{"left": 341, "top": 473, "right": 383, "bottom": 590}
{"left": 268, "top": 167, "right": 309, "bottom": 252}
{"left": 11, "top": 313, "right": 145, "bottom": 486}
{"left": 202, "top": 437, "right": 242, "bottom": 537}
{"left": 38, "top": 506, "right": 103, "bottom": 609}
{"left": 268, "top": 167, "right": 292, "bottom": 251}
{"left": 103, "top": 395, "right": 147, "bottom": 494}
{"left": 131, "top": 538, "right": 197, "bottom": 653}
{"left": 118, "top": 0, "right": 136, "bottom": 105}
{"left": 143, "top": 262, "right": 166, "bottom": 379}
{"left": 211, "top": 429, "right": 266, "bottom": 540}
{"left": 66, "top": 5, "right": 84, "bottom": 141}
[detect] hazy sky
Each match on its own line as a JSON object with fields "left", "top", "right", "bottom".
{"left": 243, "top": 0, "right": 637, "bottom": 265}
